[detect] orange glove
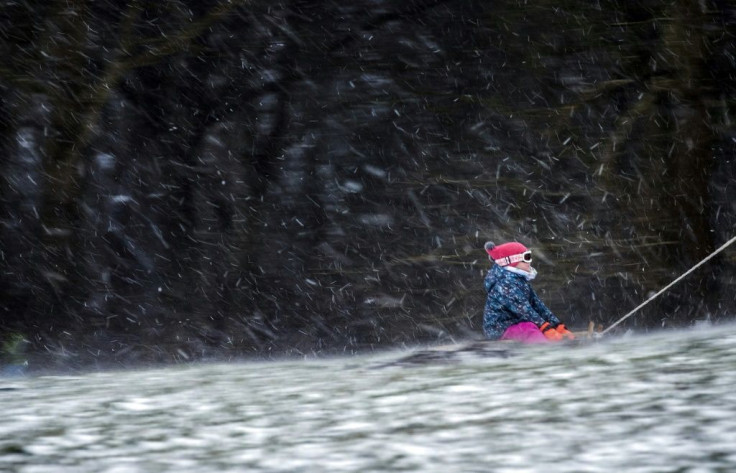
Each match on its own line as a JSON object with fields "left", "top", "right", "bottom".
{"left": 539, "top": 322, "right": 562, "bottom": 341}
{"left": 555, "top": 324, "right": 576, "bottom": 340}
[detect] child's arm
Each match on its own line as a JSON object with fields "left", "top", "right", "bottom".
{"left": 529, "top": 288, "right": 562, "bottom": 326}
{"left": 501, "top": 286, "right": 548, "bottom": 327}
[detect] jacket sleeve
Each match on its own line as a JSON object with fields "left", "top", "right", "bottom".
{"left": 529, "top": 287, "right": 562, "bottom": 326}
{"left": 500, "top": 281, "right": 548, "bottom": 327}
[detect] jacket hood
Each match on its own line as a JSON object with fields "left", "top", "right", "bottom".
{"left": 485, "top": 263, "right": 533, "bottom": 292}
{"left": 485, "top": 263, "right": 513, "bottom": 290}
{"left": 487, "top": 263, "right": 507, "bottom": 285}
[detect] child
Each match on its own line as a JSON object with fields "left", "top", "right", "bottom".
{"left": 482, "top": 241, "right": 574, "bottom": 343}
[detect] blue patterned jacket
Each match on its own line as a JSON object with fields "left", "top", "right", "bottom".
{"left": 483, "top": 264, "right": 561, "bottom": 339}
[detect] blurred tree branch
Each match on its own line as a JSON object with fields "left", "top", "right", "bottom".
{"left": 0, "top": 0, "right": 252, "bottom": 311}
{"left": 588, "top": 0, "right": 719, "bottom": 313}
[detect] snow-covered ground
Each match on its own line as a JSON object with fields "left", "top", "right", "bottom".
{"left": 2, "top": 323, "right": 736, "bottom": 472}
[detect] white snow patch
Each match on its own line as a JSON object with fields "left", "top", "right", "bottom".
{"left": 95, "top": 152, "right": 115, "bottom": 170}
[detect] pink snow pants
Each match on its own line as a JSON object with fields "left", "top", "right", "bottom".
{"left": 501, "top": 322, "right": 549, "bottom": 344}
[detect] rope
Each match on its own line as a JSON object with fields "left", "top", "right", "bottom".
{"left": 601, "top": 234, "right": 736, "bottom": 335}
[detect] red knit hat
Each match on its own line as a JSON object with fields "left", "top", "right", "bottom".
{"left": 484, "top": 241, "right": 531, "bottom": 267}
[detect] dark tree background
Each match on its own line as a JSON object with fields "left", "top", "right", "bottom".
{"left": 1, "top": 0, "right": 735, "bottom": 370}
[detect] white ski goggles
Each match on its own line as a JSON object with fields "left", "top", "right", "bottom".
{"left": 494, "top": 251, "right": 532, "bottom": 266}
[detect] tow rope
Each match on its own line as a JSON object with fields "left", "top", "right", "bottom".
{"left": 601, "top": 234, "right": 736, "bottom": 336}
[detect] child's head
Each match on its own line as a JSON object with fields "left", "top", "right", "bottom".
{"left": 484, "top": 241, "right": 532, "bottom": 269}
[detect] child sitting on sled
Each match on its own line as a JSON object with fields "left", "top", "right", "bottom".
{"left": 482, "top": 241, "right": 574, "bottom": 343}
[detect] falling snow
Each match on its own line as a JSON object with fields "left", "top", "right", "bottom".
{"left": 0, "top": 0, "right": 735, "bottom": 371}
